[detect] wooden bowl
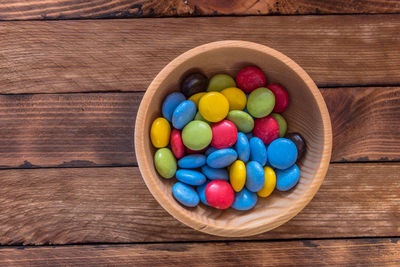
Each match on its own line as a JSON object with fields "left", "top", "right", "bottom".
{"left": 135, "top": 40, "right": 332, "bottom": 237}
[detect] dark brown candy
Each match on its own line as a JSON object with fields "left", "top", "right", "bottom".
{"left": 284, "top": 132, "right": 306, "bottom": 161}
{"left": 180, "top": 73, "right": 208, "bottom": 97}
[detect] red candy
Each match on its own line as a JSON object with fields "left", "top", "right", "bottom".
{"left": 235, "top": 66, "right": 267, "bottom": 94}
{"left": 185, "top": 146, "right": 208, "bottom": 154}
{"left": 170, "top": 129, "right": 185, "bottom": 159}
{"left": 205, "top": 180, "right": 235, "bottom": 209}
{"left": 253, "top": 116, "right": 279, "bottom": 145}
{"left": 211, "top": 120, "right": 238, "bottom": 149}
{"left": 267, "top": 84, "right": 289, "bottom": 113}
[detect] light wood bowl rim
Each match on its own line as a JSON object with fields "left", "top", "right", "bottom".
{"left": 135, "top": 40, "right": 332, "bottom": 237}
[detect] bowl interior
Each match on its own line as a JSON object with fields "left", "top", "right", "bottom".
{"left": 135, "top": 41, "right": 331, "bottom": 237}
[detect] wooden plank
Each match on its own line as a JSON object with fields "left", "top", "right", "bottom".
{"left": 322, "top": 87, "right": 400, "bottom": 162}
{"left": 0, "top": 163, "right": 398, "bottom": 245}
{"left": 0, "top": 0, "right": 400, "bottom": 20}
{"left": 0, "top": 87, "right": 398, "bottom": 169}
{"left": 0, "top": 239, "right": 399, "bottom": 266}
{"left": 1, "top": 15, "right": 400, "bottom": 94}
{"left": 0, "top": 93, "right": 139, "bottom": 168}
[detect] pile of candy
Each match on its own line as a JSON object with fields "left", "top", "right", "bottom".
{"left": 150, "top": 66, "right": 306, "bottom": 210}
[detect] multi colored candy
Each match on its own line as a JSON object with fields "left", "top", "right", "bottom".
{"left": 182, "top": 120, "right": 212, "bottom": 150}
{"left": 172, "top": 100, "right": 196, "bottom": 129}
{"left": 270, "top": 113, "right": 287, "bottom": 138}
{"left": 150, "top": 67, "right": 306, "bottom": 210}
{"left": 208, "top": 74, "right": 236, "bottom": 92}
{"left": 235, "top": 132, "right": 250, "bottom": 162}
{"left": 231, "top": 188, "right": 258, "bottom": 211}
{"left": 154, "top": 148, "right": 177, "bottom": 179}
{"left": 227, "top": 110, "right": 254, "bottom": 133}
{"left": 245, "top": 161, "right": 265, "bottom": 192}
{"left": 176, "top": 169, "right": 206, "bottom": 186}
{"left": 181, "top": 73, "right": 208, "bottom": 97}
{"left": 267, "top": 84, "right": 289, "bottom": 113}
{"left": 253, "top": 115, "right": 279, "bottom": 144}
{"left": 221, "top": 87, "right": 247, "bottom": 111}
{"left": 199, "top": 92, "right": 229, "bottom": 122}
{"left": 170, "top": 129, "right": 184, "bottom": 159}
{"left": 205, "top": 180, "right": 234, "bottom": 209}
{"left": 172, "top": 182, "right": 199, "bottom": 207}
{"left": 211, "top": 120, "right": 238, "bottom": 149}
{"left": 150, "top": 117, "right": 171, "bottom": 148}
{"left": 247, "top": 87, "right": 275, "bottom": 118}
{"left": 285, "top": 132, "right": 306, "bottom": 160}
{"left": 229, "top": 160, "right": 246, "bottom": 192}
{"left": 267, "top": 138, "right": 298, "bottom": 170}
{"left": 276, "top": 164, "right": 300, "bottom": 191}
{"left": 162, "top": 92, "right": 186, "bottom": 121}
{"left": 235, "top": 66, "right": 267, "bottom": 93}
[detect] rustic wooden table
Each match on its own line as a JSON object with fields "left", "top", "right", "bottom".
{"left": 0, "top": 1, "right": 399, "bottom": 266}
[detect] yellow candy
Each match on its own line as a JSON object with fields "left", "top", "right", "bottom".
{"left": 150, "top": 117, "right": 171, "bottom": 148}
{"left": 188, "top": 92, "right": 207, "bottom": 107}
{"left": 221, "top": 87, "right": 247, "bottom": 111}
{"left": 230, "top": 160, "right": 246, "bottom": 192}
{"left": 257, "top": 166, "right": 276, "bottom": 197}
{"left": 199, "top": 92, "right": 229, "bottom": 122}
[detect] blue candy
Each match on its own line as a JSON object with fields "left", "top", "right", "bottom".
{"left": 178, "top": 154, "right": 206, "bottom": 169}
{"left": 205, "top": 147, "right": 218, "bottom": 156}
{"left": 276, "top": 164, "right": 300, "bottom": 191}
{"left": 267, "top": 138, "right": 298, "bottom": 170}
{"left": 231, "top": 188, "right": 258, "bottom": 211}
{"left": 162, "top": 92, "right": 186, "bottom": 121}
{"left": 235, "top": 132, "right": 250, "bottom": 162}
{"left": 196, "top": 180, "right": 211, "bottom": 206}
{"left": 172, "top": 100, "right": 197, "bottom": 129}
{"left": 201, "top": 165, "right": 229, "bottom": 181}
{"left": 172, "top": 182, "right": 199, "bottom": 207}
{"left": 249, "top": 137, "right": 267, "bottom": 166}
{"left": 176, "top": 169, "right": 206, "bottom": 186}
{"left": 206, "top": 148, "right": 238, "bottom": 168}
{"left": 245, "top": 161, "right": 265, "bottom": 192}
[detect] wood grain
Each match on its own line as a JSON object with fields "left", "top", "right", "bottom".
{"left": 0, "top": 93, "right": 139, "bottom": 168}
{"left": 0, "top": 163, "right": 398, "bottom": 245}
{"left": 322, "top": 87, "right": 400, "bottom": 162}
{"left": 0, "top": 238, "right": 399, "bottom": 266}
{"left": 0, "top": 0, "right": 400, "bottom": 20}
{"left": 1, "top": 15, "right": 400, "bottom": 94}
{"left": 0, "top": 87, "right": 398, "bottom": 169}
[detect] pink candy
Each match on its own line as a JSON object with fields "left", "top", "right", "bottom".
{"left": 211, "top": 120, "right": 238, "bottom": 149}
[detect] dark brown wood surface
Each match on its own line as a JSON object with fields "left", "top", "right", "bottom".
{"left": 0, "top": 0, "right": 400, "bottom": 20}
{"left": 0, "top": 87, "right": 398, "bottom": 169}
{"left": 0, "top": 238, "right": 399, "bottom": 266}
{"left": 1, "top": 15, "right": 400, "bottom": 94}
{"left": 0, "top": 163, "right": 398, "bottom": 245}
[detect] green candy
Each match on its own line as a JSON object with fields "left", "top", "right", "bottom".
{"left": 194, "top": 111, "right": 210, "bottom": 124}
{"left": 207, "top": 74, "right": 236, "bottom": 92}
{"left": 247, "top": 87, "right": 275, "bottom": 118}
{"left": 227, "top": 110, "right": 254, "bottom": 133}
{"left": 271, "top": 113, "right": 287, "bottom": 137}
{"left": 182, "top": 120, "right": 212, "bottom": 150}
{"left": 154, "top": 148, "right": 177, "bottom": 179}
